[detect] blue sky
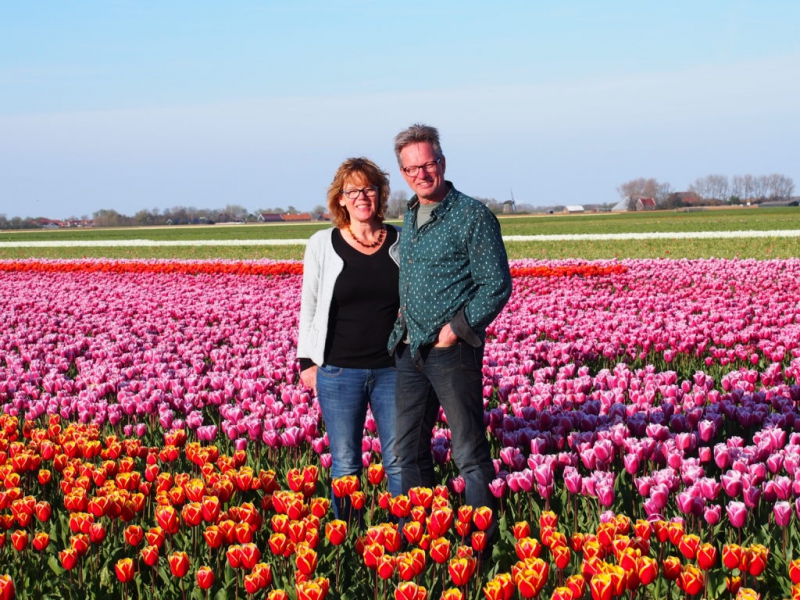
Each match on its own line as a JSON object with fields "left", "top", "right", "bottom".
{"left": 1, "top": 1, "right": 798, "bottom": 219}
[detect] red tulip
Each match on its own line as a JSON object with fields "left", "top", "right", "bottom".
{"left": 296, "top": 578, "right": 330, "bottom": 600}
{"left": 515, "top": 537, "right": 542, "bottom": 560}
{"left": 168, "top": 551, "right": 190, "bottom": 578}
{"left": 115, "top": 558, "right": 135, "bottom": 583}
{"left": 748, "top": 545, "right": 769, "bottom": 577}
{"left": 394, "top": 581, "right": 427, "bottom": 600}
{"left": 678, "top": 564, "right": 704, "bottom": 595}
{"left": 429, "top": 537, "right": 451, "bottom": 564}
{"left": 295, "top": 543, "right": 319, "bottom": 576}
{"left": 155, "top": 505, "right": 180, "bottom": 535}
{"left": 141, "top": 544, "right": 159, "bottom": 567}
{"left": 239, "top": 543, "right": 261, "bottom": 570}
{"left": 377, "top": 555, "right": 397, "bottom": 580}
{"left": 390, "top": 495, "right": 412, "bottom": 519}
{"left": 589, "top": 573, "right": 613, "bottom": 600}
{"left": 514, "top": 558, "right": 549, "bottom": 599}
{"left": 662, "top": 556, "right": 682, "bottom": 581}
{"left": 723, "top": 544, "right": 744, "bottom": 570}
{"left": 367, "top": 463, "right": 386, "bottom": 485}
{"left": 638, "top": 555, "right": 659, "bottom": 586}
{"left": 59, "top": 548, "right": 79, "bottom": 571}
{"left": 10, "top": 530, "right": 28, "bottom": 552}
{"left": 678, "top": 534, "right": 700, "bottom": 560}
{"left": 124, "top": 525, "right": 144, "bottom": 547}
{"left": 0, "top": 575, "right": 14, "bottom": 600}
{"left": 440, "top": 588, "right": 463, "bottom": 600}
{"left": 448, "top": 557, "right": 477, "bottom": 586}
{"left": 34, "top": 500, "right": 51, "bottom": 523}
{"left": 427, "top": 507, "right": 454, "bottom": 537}
{"left": 32, "top": 531, "right": 50, "bottom": 552}
{"left": 325, "top": 520, "right": 347, "bottom": 546}
{"left": 472, "top": 506, "right": 493, "bottom": 532}
{"left": 512, "top": 521, "right": 531, "bottom": 540}
{"left": 697, "top": 543, "right": 718, "bottom": 570}
{"left": 196, "top": 566, "right": 215, "bottom": 590}
{"left": 790, "top": 558, "right": 800, "bottom": 584}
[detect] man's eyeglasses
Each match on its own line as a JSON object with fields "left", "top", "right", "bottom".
{"left": 401, "top": 158, "right": 441, "bottom": 177}
{"left": 342, "top": 186, "right": 378, "bottom": 200}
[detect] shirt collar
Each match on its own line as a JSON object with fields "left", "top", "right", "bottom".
{"left": 407, "top": 181, "right": 456, "bottom": 213}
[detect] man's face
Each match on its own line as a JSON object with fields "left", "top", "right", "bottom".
{"left": 399, "top": 142, "right": 447, "bottom": 203}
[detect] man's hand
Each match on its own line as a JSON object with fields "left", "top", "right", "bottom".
{"left": 434, "top": 323, "right": 458, "bottom": 347}
{"left": 300, "top": 366, "right": 318, "bottom": 394}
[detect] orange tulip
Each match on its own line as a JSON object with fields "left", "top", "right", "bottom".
{"left": 403, "top": 520, "right": 423, "bottom": 545}
{"left": 409, "top": 487, "right": 434, "bottom": 509}
{"left": 440, "top": 588, "right": 463, "bottom": 600}
{"left": 484, "top": 573, "right": 515, "bottom": 600}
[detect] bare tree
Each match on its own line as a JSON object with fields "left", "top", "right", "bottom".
{"left": 690, "top": 175, "right": 729, "bottom": 202}
{"left": 617, "top": 178, "right": 672, "bottom": 208}
{"left": 386, "top": 190, "right": 408, "bottom": 219}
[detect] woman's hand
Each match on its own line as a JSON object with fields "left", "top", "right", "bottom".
{"left": 300, "top": 366, "right": 318, "bottom": 395}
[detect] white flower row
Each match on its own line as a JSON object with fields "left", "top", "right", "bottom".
{"left": 1, "top": 229, "right": 800, "bottom": 247}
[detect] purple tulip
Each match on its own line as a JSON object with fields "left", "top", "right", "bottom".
{"left": 774, "top": 501, "right": 792, "bottom": 527}
{"left": 704, "top": 504, "right": 722, "bottom": 525}
{"left": 726, "top": 501, "right": 748, "bottom": 528}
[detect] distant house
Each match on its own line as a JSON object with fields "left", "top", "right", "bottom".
{"left": 611, "top": 199, "right": 629, "bottom": 212}
{"left": 258, "top": 213, "right": 284, "bottom": 223}
{"left": 36, "top": 218, "right": 65, "bottom": 229}
{"left": 281, "top": 213, "right": 312, "bottom": 222}
{"left": 563, "top": 205, "right": 585, "bottom": 214}
{"left": 636, "top": 197, "right": 657, "bottom": 211}
{"left": 759, "top": 200, "right": 799, "bottom": 207}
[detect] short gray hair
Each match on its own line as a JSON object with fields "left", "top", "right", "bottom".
{"left": 393, "top": 123, "right": 444, "bottom": 167}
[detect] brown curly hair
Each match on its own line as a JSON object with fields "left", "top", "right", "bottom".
{"left": 327, "top": 157, "right": 390, "bottom": 229}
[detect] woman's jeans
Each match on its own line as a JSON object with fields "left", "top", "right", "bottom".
{"left": 316, "top": 364, "right": 401, "bottom": 521}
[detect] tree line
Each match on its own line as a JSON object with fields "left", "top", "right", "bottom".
{"left": 618, "top": 173, "right": 795, "bottom": 210}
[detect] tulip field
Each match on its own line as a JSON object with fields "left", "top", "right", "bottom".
{"left": 3, "top": 256, "right": 800, "bottom": 599}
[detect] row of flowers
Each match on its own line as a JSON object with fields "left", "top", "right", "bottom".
{"left": 0, "top": 259, "right": 626, "bottom": 279}
{"left": 0, "top": 411, "right": 796, "bottom": 599}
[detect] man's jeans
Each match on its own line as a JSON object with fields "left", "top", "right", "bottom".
{"left": 394, "top": 342, "right": 497, "bottom": 527}
{"left": 316, "top": 364, "right": 401, "bottom": 520}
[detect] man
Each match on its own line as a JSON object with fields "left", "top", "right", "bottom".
{"left": 388, "top": 123, "right": 512, "bottom": 537}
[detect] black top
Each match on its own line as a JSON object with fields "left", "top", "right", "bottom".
{"left": 323, "top": 226, "right": 399, "bottom": 369}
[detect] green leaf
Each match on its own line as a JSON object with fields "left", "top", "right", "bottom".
{"left": 47, "top": 555, "right": 64, "bottom": 576}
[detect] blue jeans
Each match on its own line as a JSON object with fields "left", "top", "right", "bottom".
{"left": 394, "top": 342, "right": 497, "bottom": 531}
{"left": 316, "top": 364, "right": 401, "bottom": 520}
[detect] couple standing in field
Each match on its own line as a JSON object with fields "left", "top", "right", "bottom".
{"left": 296, "top": 123, "right": 512, "bottom": 550}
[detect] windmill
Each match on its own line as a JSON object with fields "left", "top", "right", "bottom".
{"left": 502, "top": 190, "right": 517, "bottom": 213}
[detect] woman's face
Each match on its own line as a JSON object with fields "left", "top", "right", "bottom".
{"left": 340, "top": 173, "right": 380, "bottom": 225}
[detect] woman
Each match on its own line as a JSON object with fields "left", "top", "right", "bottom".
{"left": 297, "top": 157, "right": 401, "bottom": 520}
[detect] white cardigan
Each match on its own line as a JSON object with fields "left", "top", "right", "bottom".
{"left": 296, "top": 227, "right": 400, "bottom": 367}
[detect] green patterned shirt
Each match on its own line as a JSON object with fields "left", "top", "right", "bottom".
{"left": 388, "top": 182, "right": 512, "bottom": 363}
